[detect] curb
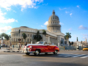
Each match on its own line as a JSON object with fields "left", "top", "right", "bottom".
{"left": 60, "top": 50, "right": 82, "bottom": 51}
{"left": 3, "top": 50, "right": 22, "bottom": 53}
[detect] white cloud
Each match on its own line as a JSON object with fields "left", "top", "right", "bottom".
{"left": 77, "top": 5, "right": 79, "bottom": 8}
{"left": 68, "top": 28, "right": 72, "bottom": 31}
{"left": 83, "top": 34, "right": 88, "bottom": 37}
{"left": 0, "top": 0, "right": 43, "bottom": 11}
{"left": 60, "top": 22, "right": 64, "bottom": 25}
{"left": 79, "top": 25, "right": 88, "bottom": 30}
{"left": 70, "top": 13, "right": 72, "bottom": 16}
{"left": 41, "top": 25, "right": 45, "bottom": 27}
{"left": 0, "top": 26, "right": 12, "bottom": 33}
{"left": 0, "top": 9, "right": 17, "bottom": 23}
{"left": 65, "top": 11, "right": 69, "bottom": 14}
{"left": 44, "top": 21, "right": 48, "bottom": 25}
{"left": 59, "top": 8, "right": 67, "bottom": 10}
{"left": 13, "top": 10, "right": 16, "bottom": 13}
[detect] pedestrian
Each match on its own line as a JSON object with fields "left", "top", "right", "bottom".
{"left": 18, "top": 44, "right": 20, "bottom": 50}
{"left": 0, "top": 45, "right": 1, "bottom": 49}
{"left": 20, "top": 44, "right": 22, "bottom": 50}
{"left": 13, "top": 45, "right": 14, "bottom": 48}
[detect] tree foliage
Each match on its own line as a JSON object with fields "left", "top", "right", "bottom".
{"left": 64, "top": 32, "right": 71, "bottom": 40}
{"left": 33, "top": 31, "right": 42, "bottom": 41}
{"left": 5, "top": 35, "right": 9, "bottom": 40}
{"left": 0, "top": 33, "right": 8, "bottom": 40}
{"left": 22, "top": 33, "right": 27, "bottom": 40}
{"left": 42, "top": 30, "right": 47, "bottom": 36}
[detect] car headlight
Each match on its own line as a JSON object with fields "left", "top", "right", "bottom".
{"left": 30, "top": 46, "right": 32, "bottom": 48}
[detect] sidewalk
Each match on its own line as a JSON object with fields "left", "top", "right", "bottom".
{"left": 0, "top": 47, "right": 23, "bottom": 52}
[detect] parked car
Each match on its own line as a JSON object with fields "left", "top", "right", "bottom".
{"left": 23, "top": 41, "right": 60, "bottom": 55}
{"left": 83, "top": 46, "right": 88, "bottom": 51}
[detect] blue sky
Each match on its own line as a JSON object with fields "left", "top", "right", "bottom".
{"left": 0, "top": 0, "right": 88, "bottom": 42}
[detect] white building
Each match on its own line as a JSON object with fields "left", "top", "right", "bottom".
{"left": 10, "top": 10, "right": 65, "bottom": 46}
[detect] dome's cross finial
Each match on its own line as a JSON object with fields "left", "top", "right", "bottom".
{"left": 52, "top": 10, "right": 55, "bottom": 15}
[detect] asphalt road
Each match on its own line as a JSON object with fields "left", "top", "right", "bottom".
{"left": 0, "top": 50, "right": 88, "bottom": 66}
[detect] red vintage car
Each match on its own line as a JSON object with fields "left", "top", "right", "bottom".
{"left": 23, "top": 41, "right": 60, "bottom": 55}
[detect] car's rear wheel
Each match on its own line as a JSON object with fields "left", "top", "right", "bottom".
{"left": 53, "top": 50, "right": 58, "bottom": 54}
{"left": 26, "top": 53, "right": 30, "bottom": 55}
{"left": 34, "top": 50, "right": 40, "bottom": 56}
{"left": 45, "top": 52, "right": 48, "bottom": 55}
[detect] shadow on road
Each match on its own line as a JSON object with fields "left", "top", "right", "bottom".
{"left": 23, "top": 53, "right": 88, "bottom": 58}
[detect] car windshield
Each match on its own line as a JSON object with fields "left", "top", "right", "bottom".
{"left": 36, "top": 41, "right": 44, "bottom": 44}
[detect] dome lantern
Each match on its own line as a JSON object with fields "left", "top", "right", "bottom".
{"left": 52, "top": 10, "right": 55, "bottom": 15}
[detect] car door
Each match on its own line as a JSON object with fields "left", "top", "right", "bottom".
{"left": 47, "top": 45, "right": 55, "bottom": 52}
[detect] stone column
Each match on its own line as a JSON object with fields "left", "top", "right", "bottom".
{"left": 1, "top": 39, "right": 3, "bottom": 46}
{"left": 48, "top": 36, "right": 51, "bottom": 43}
{"left": 42, "top": 35, "right": 45, "bottom": 41}
{"left": 57, "top": 35, "right": 61, "bottom": 46}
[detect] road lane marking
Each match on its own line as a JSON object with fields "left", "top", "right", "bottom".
{"left": 81, "top": 55, "right": 88, "bottom": 58}
{"left": 58, "top": 54, "right": 88, "bottom": 58}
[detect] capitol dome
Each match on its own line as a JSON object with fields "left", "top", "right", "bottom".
{"left": 47, "top": 10, "right": 61, "bottom": 33}
{"left": 49, "top": 10, "right": 59, "bottom": 21}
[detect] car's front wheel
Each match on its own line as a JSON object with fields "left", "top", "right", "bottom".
{"left": 53, "top": 50, "right": 58, "bottom": 54}
{"left": 45, "top": 52, "right": 48, "bottom": 55}
{"left": 34, "top": 50, "right": 40, "bottom": 56}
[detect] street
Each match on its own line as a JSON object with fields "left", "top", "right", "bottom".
{"left": 0, "top": 50, "right": 88, "bottom": 66}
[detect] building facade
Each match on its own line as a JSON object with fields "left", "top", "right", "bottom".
{"left": 10, "top": 10, "right": 65, "bottom": 46}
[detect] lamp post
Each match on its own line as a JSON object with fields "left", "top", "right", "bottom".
{"left": 18, "top": 29, "right": 21, "bottom": 45}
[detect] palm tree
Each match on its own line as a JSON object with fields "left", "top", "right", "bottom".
{"left": 4, "top": 35, "right": 9, "bottom": 45}
{"left": 33, "top": 31, "right": 42, "bottom": 42}
{"left": 64, "top": 32, "right": 71, "bottom": 45}
{"left": 22, "top": 33, "right": 27, "bottom": 44}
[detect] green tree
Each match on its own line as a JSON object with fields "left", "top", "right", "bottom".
{"left": 42, "top": 30, "right": 47, "bottom": 36}
{"left": 5, "top": 35, "right": 9, "bottom": 40}
{"left": 64, "top": 32, "right": 71, "bottom": 40}
{"left": 72, "top": 42, "right": 74, "bottom": 45}
{"left": 33, "top": 31, "right": 42, "bottom": 41}
{"left": 4, "top": 35, "right": 9, "bottom": 45}
{"left": 1, "top": 33, "right": 7, "bottom": 39}
{"left": 64, "top": 32, "right": 71, "bottom": 45}
{"left": 8, "top": 35, "right": 11, "bottom": 38}
{"left": 22, "top": 33, "right": 27, "bottom": 44}
{"left": 0, "top": 33, "right": 10, "bottom": 45}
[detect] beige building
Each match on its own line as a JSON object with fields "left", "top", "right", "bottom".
{"left": 10, "top": 10, "right": 65, "bottom": 46}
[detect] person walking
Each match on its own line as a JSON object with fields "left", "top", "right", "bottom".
{"left": 13, "top": 45, "right": 14, "bottom": 48}
{"left": 0, "top": 45, "right": 1, "bottom": 49}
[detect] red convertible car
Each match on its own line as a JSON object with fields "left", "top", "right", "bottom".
{"left": 23, "top": 41, "right": 59, "bottom": 55}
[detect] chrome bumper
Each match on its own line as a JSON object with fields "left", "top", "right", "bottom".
{"left": 23, "top": 48, "right": 35, "bottom": 53}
